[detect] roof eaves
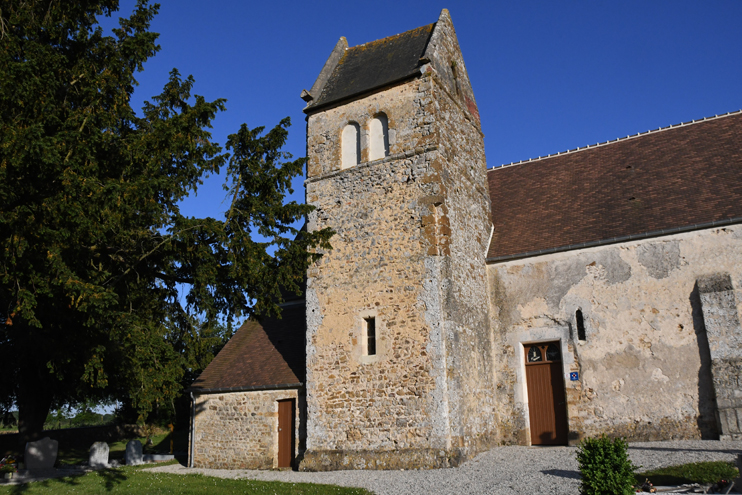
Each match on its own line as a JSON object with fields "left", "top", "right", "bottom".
{"left": 486, "top": 216, "right": 742, "bottom": 264}
{"left": 189, "top": 382, "right": 304, "bottom": 395}
{"left": 303, "top": 73, "right": 422, "bottom": 115}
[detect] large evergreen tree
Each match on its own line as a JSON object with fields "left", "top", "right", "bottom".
{"left": 0, "top": 0, "right": 332, "bottom": 443}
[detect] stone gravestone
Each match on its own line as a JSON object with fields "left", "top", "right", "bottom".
{"left": 25, "top": 437, "right": 58, "bottom": 471}
{"left": 89, "top": 442, "right": 109, "bottom": 468}
{"left": 124, "top": 440, "right": 143, "bottom": 466}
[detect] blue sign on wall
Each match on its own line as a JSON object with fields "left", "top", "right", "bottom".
{"left": 570, "top": 372, "right": 579, "bottom": 381}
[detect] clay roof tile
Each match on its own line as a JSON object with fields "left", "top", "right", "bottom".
{"left": 190, "top": 303, "right": 306, "bottom": 392}
{"left": 486, "top": 111, "right": 742, "bottom": 260}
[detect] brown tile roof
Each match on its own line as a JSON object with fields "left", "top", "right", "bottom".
{"left": 190, "top": 303, "right": 306, "bottom": 392}
{"left": 307, "top": 23, "right": 434, "bottom": 111}
{"left": 486, "top": 111, "right": 742, "bottom": 261}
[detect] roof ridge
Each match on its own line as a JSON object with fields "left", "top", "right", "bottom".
{"left": 347, "top": 23, "right": 435, "bottom": 52}
{"left": 487, "top": 109, "right": 742, "bottom": 172}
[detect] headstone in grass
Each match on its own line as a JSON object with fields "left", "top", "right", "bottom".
{"left": 25, "top": 437, "right": 58, "bottom": 471}
{"left": 89, "top": 442, "right": 109, "bottom": 468}
{"left": 125, "top": 440, "right": 143, "bottom": 466}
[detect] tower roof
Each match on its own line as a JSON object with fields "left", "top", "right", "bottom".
{"left": 189, "top": 302, "right": 306, "bottom": 393}
{"left": 302, "top": 23, "right": 435, "bottom": 112}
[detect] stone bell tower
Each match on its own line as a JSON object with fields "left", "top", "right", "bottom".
{"left": 299, "top": 9, "right": 496, "bottom": 470}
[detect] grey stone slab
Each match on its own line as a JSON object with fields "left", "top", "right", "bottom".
{"left": 24, "top": 437, "right": 58, "bottom": 471}
{"left": 89, "top": 441, "right": 109, "bottom": 468}
{"left": 125, "top": 440, "right": 143, "bottom": 466}
{"left": 143, "top": 454, "right": 174, "bottom": 462}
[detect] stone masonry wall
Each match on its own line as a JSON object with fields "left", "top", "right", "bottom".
{"left": 423, "top": 12, "right": 496, "bottom": 456}
{"left": 304, "top": 79, "right": 445, "bottom": 470}
{"left": 192, "top": 389, "right": 301, "bottom": 469}
{"left": 487, "top": 226, "right": 742, "bottom": 445}
{"left": 302, "top": 36, "right": 494, "bottom": 467}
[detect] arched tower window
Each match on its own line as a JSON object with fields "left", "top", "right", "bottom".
{"left": 368, "top": 113, "right": 389, "bottom": 161}
{"left": 341, "top": 123, "right": 360, "bottom": 169}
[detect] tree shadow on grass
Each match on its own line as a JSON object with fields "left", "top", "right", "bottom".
{"left": 5, "top": 467, "right": 128, "bottom": 494}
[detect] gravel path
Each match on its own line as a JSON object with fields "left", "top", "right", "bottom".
{"left": 148, "top": 440, "right": 742, "bottom": 494}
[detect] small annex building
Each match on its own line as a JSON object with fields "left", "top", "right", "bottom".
{"left": 189, "top": 293, "right": 306, "bottom": 469}
{"left": 189, "top": 9, "right": 742, "bottom": 471}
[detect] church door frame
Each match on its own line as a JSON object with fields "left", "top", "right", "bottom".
{"left": 277, "top": 399, "right": 295, "bottom": 468}
{"left": 523, "top": 341, "right": 569, "bottom": 446}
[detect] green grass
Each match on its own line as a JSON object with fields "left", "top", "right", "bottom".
{"left": 0, "top": 465, "right": 373, "bottom": 494}
{"left": 635, "top": 461, "right": 738, "bottom": 486}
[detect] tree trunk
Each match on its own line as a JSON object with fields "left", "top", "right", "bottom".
{"left": 16, "top": 361, "right": 55, "bottom": 449}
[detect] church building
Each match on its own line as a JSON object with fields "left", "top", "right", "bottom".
{"left": 188, "top": 9, "right": 742, "bottom": 470}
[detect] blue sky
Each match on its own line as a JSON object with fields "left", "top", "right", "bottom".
{"left": 105, "top": 0, "right": 742, "bottom": 221}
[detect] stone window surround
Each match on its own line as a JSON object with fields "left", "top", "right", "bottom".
{"left": 575, "top": 308, "right": 587, "bottom": 343}
{"left": 368, "top": 113, "right": 390, "bottom": 162}
{"left": 339, "top": 111, "right": 392, "bottom": 169}
{"left": 511, "top": 327, "right": 577, "bottom": 446}
{"left": 341, "top": 122, "right": 361, "bottom": 170}
{"left": 356, "top": 309, "right": 383, "bottom": 365}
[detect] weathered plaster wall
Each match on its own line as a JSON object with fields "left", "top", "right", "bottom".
{"left": 302, "top": 30, "right": 494, "bottom": 468}
{"left": 488, "top": 226, "right": 742, "bottom": 444}
{"left": 192, "top": 389, "right": 302, "bottom": 469}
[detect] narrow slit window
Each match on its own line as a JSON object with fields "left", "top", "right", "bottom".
{"left": 576, "top": 309, "right": 586, "bottom": 341}
{"left": 365, "top": 317, "right": 376, "bottom": 356}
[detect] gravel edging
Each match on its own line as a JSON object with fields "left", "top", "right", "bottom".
{"left": 146, "top": 440, "right": 742, "bottom": 495}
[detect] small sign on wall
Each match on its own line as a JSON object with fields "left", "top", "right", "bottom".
{"left": 570, "top": 372, "right": 579, "bottom": 381}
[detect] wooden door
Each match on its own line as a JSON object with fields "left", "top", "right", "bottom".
{"left": 524, "top": 342, "right": 568, "bottom": 445}
{"left": 277, "top": 399, "right": 295, "bottom": 468}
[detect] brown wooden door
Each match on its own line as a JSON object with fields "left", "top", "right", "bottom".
{"left": 525, "top": 342, "right": 568, "bottom": 445}
{"left": 277, "top": 399, "right": 295, "bottom": 468}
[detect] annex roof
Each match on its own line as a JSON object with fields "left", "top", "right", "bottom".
{"left": 303, "top": 23, "right": 435, "bottom": 112}
{"left": 486, "top": 110, "right": 742, "bottom": 262}
{"left": 190, "top": 302, "right": 306, "bottom": 393}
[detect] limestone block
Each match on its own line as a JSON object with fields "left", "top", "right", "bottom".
{"left": 125, "top": 440, "right": 143, "bottom": 466}
{"left": 89, "top": 441, "right": 109, "bottom": 468}
{"left": 25, "top": 437, "right": 58, "bottom": 471}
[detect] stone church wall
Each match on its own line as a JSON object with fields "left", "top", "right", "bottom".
{"left": 191, "top": 389, "right": 302, "bottom": 469}
{"left": 487, "top": 226, "right": 742, "bottom": 444}
{"left": 302, "top": 52, "right": 495, "bottom": 468}
{"left": 304, "top": 78, "right": 449, "bottom": 470}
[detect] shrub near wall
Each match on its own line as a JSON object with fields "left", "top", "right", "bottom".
{"left": 577, "top": 436, "right": 636, "bottom": 495}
